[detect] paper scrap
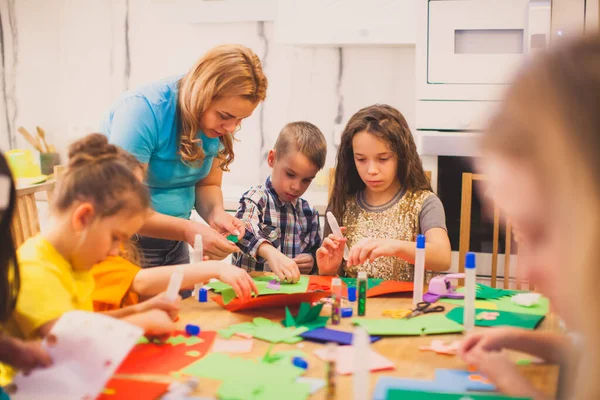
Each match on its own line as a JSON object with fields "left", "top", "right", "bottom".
{"left": 511, "top": 293, "right": 541, "bottom": 307}
{"left": 296, "top": 377, "right": 326, "bottom": 395}
{"left": 211, "top": 338, "right": 253, "bottom": 354}
{"left": 419, "top": 340, "right": 461, "bottom": 355}
{"left": 166, "top": 335, "right": 204, "bottom": 346}
{"left": 313, "top": 345, "right": 395, "bottom": 375}
{"left": 185, "top": 351, "right": 201, "bottom": 357}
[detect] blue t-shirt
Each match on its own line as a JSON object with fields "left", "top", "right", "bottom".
{"left": 100, "top": 76, "right": 221, "bottom": 219}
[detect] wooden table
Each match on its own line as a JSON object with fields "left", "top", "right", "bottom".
{"left": 121, "top": 288, "right": 560, "bottom": 399}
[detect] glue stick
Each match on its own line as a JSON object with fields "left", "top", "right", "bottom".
{"left": 325, "top": 342, "right": 337, "bottom": 400}
{"left": 165, "top": 265, "right": 184, "bottom": 302}
{"left": 357, "top": 271, "right": 367, "bottom": 316}
{"left": 326, "top": 211, "right": 349, "bottom": 260}
{"left": 353, "top": 327, "right": 369, "bottom": 400}
{"left": 331, "top": 278, "right": 342, "bottom": 325}
{"left": 413, "top": 234, "right": 426, "bottom": 305}
{"left": 464, "top": 252, "right": 476, "bottom": 332}
{"left": 191, "top": 234, "right": 203, "bottom": 264}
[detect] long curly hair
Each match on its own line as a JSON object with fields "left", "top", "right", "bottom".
{"left": 0, "top": 153, "right": 19, "bottom": 322}
{"left": 327, "top": 104, "right": 431, "bottom": 231}
{"left": 178, "top": 44, "right": 268, "bottom": 170}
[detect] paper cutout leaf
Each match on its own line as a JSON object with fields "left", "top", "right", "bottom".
{"left": 281, "top": 302, "right": 329, "bottom": 331}
{"left": 218, "top": 317, "right": 307, "bottom": 344}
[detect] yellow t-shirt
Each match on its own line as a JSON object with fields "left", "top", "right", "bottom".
{"left": 4, "top": 235, "right": 95, "bottom": 340}
{"left": 90, "top": 256, "right": 141, "bottom": 311}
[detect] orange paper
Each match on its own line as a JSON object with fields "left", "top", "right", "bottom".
{"left": 213, "top": 291, "right": 330, "bottom": 311}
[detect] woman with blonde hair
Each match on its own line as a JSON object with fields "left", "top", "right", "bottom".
{"left": 459, "top": 36, "right": 600, "bottom": 399}
{"left": 101, "top": 44, "right": 268, "bottom": 267}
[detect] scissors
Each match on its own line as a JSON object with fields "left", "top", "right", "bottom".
{"left": 405, "top": 301, "right": 445, "bottom": 319}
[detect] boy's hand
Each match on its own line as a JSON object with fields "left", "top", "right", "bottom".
{"left": 459, "top": 327, "right": 520, "bottom": 358}
{"left": 316, "top": 233, "right": 346, "bottom": 275}
{"left": 138, "top": 292, "right": 181, "bottom": 321}
{"left": 347, "top": 238, "right": 401, "bottom": 267}
{"left": 268, "top": 252, "right": 301, "bottom": 283}
{"left": 293, "top": 254, "right": 314, "bottom": 274}
{"left": 218, "top": 266, "right": 259, "bottom": 302}
{"left": 0, "top": 337, "right": 52, "bottom": 374}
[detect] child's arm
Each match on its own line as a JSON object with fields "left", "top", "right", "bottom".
{"left": 346, "top": 228, "right": 451, "bottom": 271}
{"left": 101, "top": 292, "right": 181, "bottom": 321}
{"left": 460, "top": 327, "right": 573, "bottom": 364}
{"left": 293, "top": 209, "right": 322, "bottom": 274}
{"left": 236, "top": 194, "right": 301, "bottom": 283}
{"left": 131, "top": 262, "right": 258, "bottom": 302}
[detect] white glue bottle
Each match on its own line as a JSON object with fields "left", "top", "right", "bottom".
{"left": 464, "top": 252, "right": 476, "bottom": 332}
{"left": 412, "top": 234, "right": 426, "bottom": 305}
{"left": 190, "top": 234, "right": 203, "bottom": 264}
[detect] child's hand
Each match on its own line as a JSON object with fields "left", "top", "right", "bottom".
{"left": 268, "top": 252, "right": 301, "bottom": 283}
{"left": 459, "top": 327, "right": 520, "bottom": 358}
{"left": 461, "top": 347, "right": 542, "bottom": 398}
{"left": 316, "top": 233, "right": 347, "bottom": 275}
{"left": 347, "top": 238, "right": 400, "bottom": 267}
{"left": 137, "top": 309, "right": 177, "bottom": 337}
{"left": 293, "top": 254, "right": 314, "bottom": 274}
{"left": 0, "top": 337, "right": 52, "bottom": 374}
{"left": 138, "top": 292, "right": 181, "bottom": 321}
{"left": 218, "top": 266, "right": 259, "bottom": 302}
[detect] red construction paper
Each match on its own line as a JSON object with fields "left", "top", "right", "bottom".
{"left": 115, "top": 330, "right": 216, "bottom": 375}
{"left": 97, "top": 378, "right": 168, "bottom": 400}
{"left": 307, "top": 275, "right": 413, "bottom": 298}
{"left": 213, "top": 291, "right": 330, "bottom": 311}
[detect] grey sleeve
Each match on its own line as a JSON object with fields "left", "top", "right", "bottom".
{"left": 419, "top": 195, "right": 447, "bottom": 233}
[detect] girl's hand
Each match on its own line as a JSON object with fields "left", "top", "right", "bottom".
{"left": 267, "top": 252, "right": 301, "bottom": 283}
{"left": 218, "top": 266, "right": 259, "bottom": 302}
{"left": 137, "top": 309, "right": 177, "bottom": 337}
{"left": 0, "top": 337, "right": 52, "bottom": 374}
{"left": 316, "top": 233, "right": 347, "bottom": 275}
{"left": 208, "top": 210, "right": 245, "bottom": 240}
{"left": 293, "top": 254, "right": 315, "bottom": 274}
{"left": 459, "top": 327, "right": 520, "bottom": 358}
{"left": 137, "top": 292, "right": 181, "bottom": 321}
{"left": 461, "top": 347, "right": 544, "bottom": 399}
{"left": 347, "top": 238, "right": 401, "bottom": 267}
{"left": 184, "top": 221, "right": 239, "bottom": 260}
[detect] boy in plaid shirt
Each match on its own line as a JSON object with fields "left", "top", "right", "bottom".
{"left": 232, "top": 122, "right": 327, "bottom": 282}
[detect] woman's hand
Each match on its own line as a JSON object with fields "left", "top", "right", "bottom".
{"left": 208, "top": 210, "right": 245, "bottom": 240}
{"left": 316, "top": 232, "right": 347, "bottom": 275}
{"left": 218, "top": 266, "right": 259, "bottom": 302}
{"left": 347, "top": 238, "right": 402, "bottom": 267}
{"left": 184, "top": 221, "right": 240, "bottom": 260}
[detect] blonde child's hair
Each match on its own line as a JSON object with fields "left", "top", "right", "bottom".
{"left": 178, "top": 44, "right": 268, "bottom": 170}
{"left": 482, "top": 37, "right": 600, "bottom": 398}
{"left": 55, "top": 133, "right": 150, "bottom": 218}
{"left": 274, "top": 121, "right": 327, "bottom": 170}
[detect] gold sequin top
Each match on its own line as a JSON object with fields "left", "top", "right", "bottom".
{"left": 342, "top": 188, "right": 437, "bottom": 281}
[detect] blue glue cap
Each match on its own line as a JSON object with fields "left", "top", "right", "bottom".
{"left": 348, "top": 287, "right": 357, "bottom": 302}
{"left": 416, "top": 234, "right": 426, "bottom": 249}
{"left": 185, "top": 324, "right": 200, "bottom": 336}
{"left": 465, "top": 252, "right": 476, "bottom": 269}
{"left": 341, "top": 307, "right": 353, "bottom": 318}
{"left": 292, "top": 356, "right": 308, "bottom": 369}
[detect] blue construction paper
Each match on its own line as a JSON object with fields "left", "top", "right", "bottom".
{"left": 435, "top": 369, "right": 496, "bottom": 392}
{"left": 299, "top": 328, "right": 382, "bottom": 345}
{"left": 373, "top": 377, "right": 459, "bottom": 400}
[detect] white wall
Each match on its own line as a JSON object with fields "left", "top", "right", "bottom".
{"left": 0, "top": 0, "right": 416, "bottom": 197}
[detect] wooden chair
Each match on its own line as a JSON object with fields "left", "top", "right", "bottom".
{"left": 458, "top": 172, "right": 529, "bottom": 290}
{"left": 10, "top": 165, "right": 65, "bottom": 248}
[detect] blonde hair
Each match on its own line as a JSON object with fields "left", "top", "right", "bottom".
{"left": 483, "top": 37, "right": 600, "bottom": 399}
{"left": 178, "top": 44, "right": 268, "bottom": 170}
{"left": 274, "top": 121, "right": 327, "bottom": 170}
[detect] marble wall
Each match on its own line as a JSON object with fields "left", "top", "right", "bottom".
{"left": 0, "top": 0, "right": 416, "bottom": 191}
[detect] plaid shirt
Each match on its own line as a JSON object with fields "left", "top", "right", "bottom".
{"left": 232, "top": 176, "right": 322, "bottom": 273}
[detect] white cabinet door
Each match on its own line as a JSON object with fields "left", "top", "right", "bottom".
{"left": 428, "top": 0, "right": 528, "bottom": 85}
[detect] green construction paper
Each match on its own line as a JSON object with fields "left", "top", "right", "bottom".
{"left": 281, "top": 302, "right": 329, "bottom": 330}
{"left": 218, "top": 379, "right": 259, "bottom": 400}
{"left": 341, "top": 277, "right": 384, "bottom": 289}
{"left": 440, "top": 293, "right": 549, "bottom": 316}
{"left": 166, "top": 335, "right": 203, "bottom": 346}
{"left": 181, "top": 352, "right": 305, "bottom": 386}
{"left": 226, "top": 234, "right": 239, "bottom": 243}
{"left": 445, "top": 307, "right": 544, "bottom": 330}
{"left": 386, "top": 389, "right": 531, "bottom": 400}
{"left": 217, "top": 275, "right": 311, "bottom": 305}
{"left": 252, "top": 381, "right": 312, "bottom": 400}
{"left": 205, "top": 281, "right": 232, "bottom": 292}
{"left": 185, "top": 350, "right": 201, "bottom": 357}
{"left": 353, "top": 314, "right": 464, "bottom": 336}
{"left": 218, "top": 317, "right": 307, "bottom": 343}
{"left": 475, "top": 283, "right": 521, "bottom": 300}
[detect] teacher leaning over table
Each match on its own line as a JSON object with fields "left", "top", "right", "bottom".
{"left": 100, "top": 44, "right": 268, "bottom": 267}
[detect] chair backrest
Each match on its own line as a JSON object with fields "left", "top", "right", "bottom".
{"left": 458, "top": 172, "right": 530, "bottom": 290}
{"left": 11, "top": 165, "right": 64, "bottom": 248}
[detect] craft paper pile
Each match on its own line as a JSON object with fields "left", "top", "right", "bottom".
{"left": 218, "top": 317, "right": 307, "bottom": 344}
